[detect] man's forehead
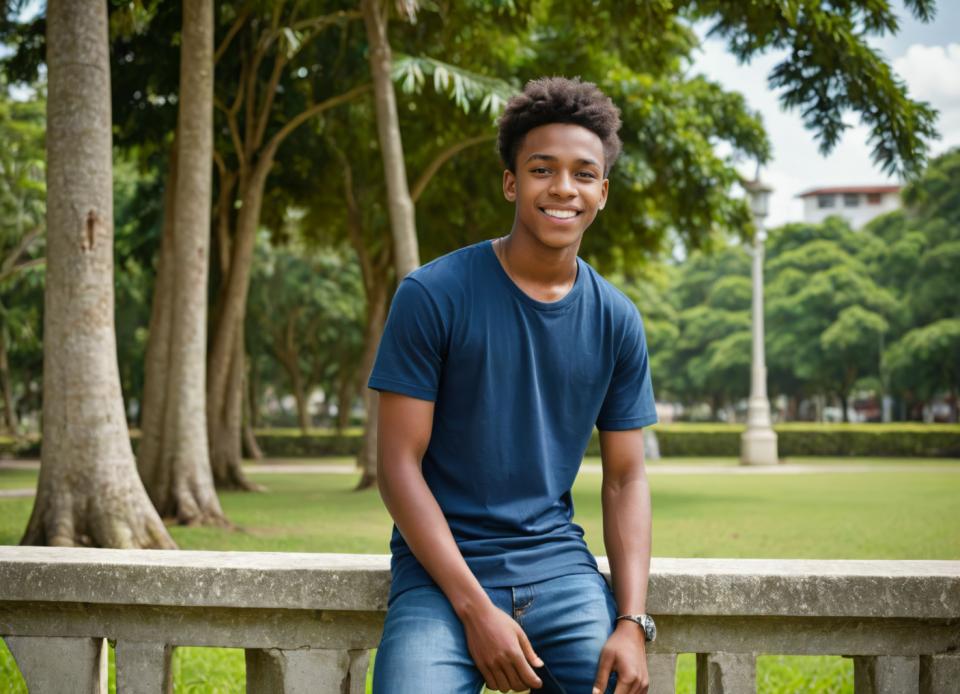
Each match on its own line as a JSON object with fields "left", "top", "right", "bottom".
{"left": 519, "top": 123, "right": 605, "bottom": 163}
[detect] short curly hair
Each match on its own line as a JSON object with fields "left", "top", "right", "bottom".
{"left": 497, "top": 76, "right": 623, "bottom": 175}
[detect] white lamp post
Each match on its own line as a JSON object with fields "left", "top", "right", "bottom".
{"left": 741, "top": 178, "right": 779, "bottom": 465}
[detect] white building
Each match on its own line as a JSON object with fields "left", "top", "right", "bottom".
{"left": 797, "top": 185, "right": 901, "bottom": 228}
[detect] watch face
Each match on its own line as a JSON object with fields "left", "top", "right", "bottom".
{"left": 644, "top": 616, "right": 657, "bottom": 642}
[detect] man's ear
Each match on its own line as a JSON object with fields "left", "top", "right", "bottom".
{"left": 503, "top": 169, "right": 517, "bottom": 202}
{"left": 598, "top": 177, "right": 609, "bottom": 210}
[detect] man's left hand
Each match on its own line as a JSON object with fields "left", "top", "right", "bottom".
{"left": 592, "top": 620, "right": 649, "bottom": 694}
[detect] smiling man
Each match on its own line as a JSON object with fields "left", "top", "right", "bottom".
{"left": 369, "top": 77, "right": 658, "bottom": 694}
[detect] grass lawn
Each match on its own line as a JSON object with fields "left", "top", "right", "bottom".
{"left": 1, "top": 457, "right": 958, "bottom": 693}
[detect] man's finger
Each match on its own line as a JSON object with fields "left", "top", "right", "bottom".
{"left": 511, "top": 650, "right": 542, "bottom": 690}
{"left": 517, "top": 627, "right": 544, "bottom": 668}
{"left": 491, "top": 666, "right": 512, "bottom": 693}
{"left": 592, "top": 650, "right": 615, "bottom": 694}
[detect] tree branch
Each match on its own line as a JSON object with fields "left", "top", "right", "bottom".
{"left": 214, "top": 4, "right": 251, "bottom": 65}
{"left": 1, "top": 226, "right": 42, "bottom": 274}
{"left": 411, "top": 133, "right": 496, "bottom": 203}
{"left": 0, "top": 257, "right": 45, "bottom": 285}
{"left": 261, "top": 83, "right": 372, "bottom": 163}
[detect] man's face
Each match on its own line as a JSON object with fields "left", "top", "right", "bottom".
{"left": 503, "top": 122, "right": 609, "bottom": 250}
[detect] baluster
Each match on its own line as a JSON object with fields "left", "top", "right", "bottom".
{"left": 246, "top": 647, "right": 369, "bottom": 694}
{"left": 853, "top": 655, "right": 919, "bottom": 694}
{"left": 4, "top": 635, "right": 107, "bottom": 694}
{"left": 695, "top": 652, "right": 756, "bottom": 694}
{"left": 647, "top": 652, "right": 677, "bottom": 693}
{"left": 114, "top": 640, "right": 173, "bottom": 694}
{"left": 920, "top": 654, "right": 960, "bottom": 694}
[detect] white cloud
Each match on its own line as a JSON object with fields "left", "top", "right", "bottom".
{"left": 893, "top": 43, "right": 960, "bottom": 155}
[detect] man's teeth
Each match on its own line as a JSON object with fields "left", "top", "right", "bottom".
{"left": 542, "top": 208, "right": 578, "bottom": 219}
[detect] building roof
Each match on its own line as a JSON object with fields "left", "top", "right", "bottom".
{"left": 797, "top": 185, "right": 901, "bottom": 198}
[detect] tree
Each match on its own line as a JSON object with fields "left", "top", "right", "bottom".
{"left": 885, "top": 319, "right": 960, "bottom": 422}
{"left": 765, "top": 223, "right": 898, "bottom": 420}
{"left": 21, "top": 0, "right": 174, "bottom": 549}
{"left": 247, "top": 240, "right": 365, "bottom": 433}
{"left": 362, "top": 0, "right": 419, "bottom": 279}
{"left": 867, "top": 148, "right": 960, "bottom": 417}
{"left": 0, "top": 80, "right": 45, "bottom": 433}
{"left": 205, "top": 3, "right": 369, "bottom": 490}
{"left": 136, "top": 0, "right": 228, "bottom": 525}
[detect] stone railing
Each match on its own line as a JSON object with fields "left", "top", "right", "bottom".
{"left": 1, "top": 547, "right": 958, "bottom": 693}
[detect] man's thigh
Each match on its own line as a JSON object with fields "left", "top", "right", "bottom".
{"left": 518, "top": 572, "right": 619, "bottom": 693}
{"left": 373, "top": 585, "right": 486, "bottom": 694}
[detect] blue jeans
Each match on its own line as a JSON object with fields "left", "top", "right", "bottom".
{"left": 373, "top": 572, "right": 618, "bottom": 693}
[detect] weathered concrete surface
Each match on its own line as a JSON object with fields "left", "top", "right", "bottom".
{"left": 653, "top": 615, "right": 959, "bottom": 656}
{"left": 695, "top": 652, "right": 755, "bottom": 693}
{"left": 854, "top": 655, "right": 920, "bottom": 694}
{"left": 114, "top": 640, "right": 172, "bottom": 694}
{"left": 0, "top": 602, "right": 385, "bottom": 650}
{"left": 246, "top": 647, "right": 367, "bottom": 694}
{"left": 4, "top": 635, "right": 107, "bottom": 693}
{"left": 647, "top": 652, "right": 677, "bottom": 693}
{"left": 920, "top": 653, "right": 960, "bottom": 694}
{"left": 1, "top": 548, "right": 958, "bottom": 620}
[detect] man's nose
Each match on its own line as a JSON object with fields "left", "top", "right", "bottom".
{"left": 548, "top": 171, "right": 576, "bottom": 197}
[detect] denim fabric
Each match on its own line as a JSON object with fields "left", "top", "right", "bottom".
{"left": 373, "top": 572, "right": 618, "bottom": 694}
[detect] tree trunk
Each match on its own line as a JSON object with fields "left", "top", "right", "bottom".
{"left": 136, "top": 144, "right": 176, "bottom": 500}
{"left": 136, "top": 0, "right": 228, "bottom": 526}
{"left": 21, "top": 0, "right": 175, "bottom": 549}
{"left": 207, "top": 164, "right": 270, "bottom": 491}
{"left": 210, "top": 330, "right": 264, "bottom": 490}
{"left": 335, "top": 368, "right": 356, "bottom": 433}
{"left": 362, "top": 0, "right": 419, "bottom": 279}
{"left": 355, "top": 281, "right": 389, "bottom": 490}
{"left": 292, "top": 367, "right": 310, "bottom": 434}
{"left": 242, "top": 361, "right": 264, "bottom": 461}
{"left": 0, "top": 330, "right": 18, "bottom": 433}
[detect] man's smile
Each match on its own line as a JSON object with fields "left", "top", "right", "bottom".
{"left": 539, "top": 206, "right": 583, "bottom": 220}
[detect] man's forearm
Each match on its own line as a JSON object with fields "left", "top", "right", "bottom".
{"left": 378, "top": 453, "right": 491, "bottom": 618}
{"left": 601, "top": 473, "right": 652, "bottom": 615}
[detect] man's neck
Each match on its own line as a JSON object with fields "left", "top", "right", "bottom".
{"left": 497, "top": 229, "right": 580, "bottom": 292}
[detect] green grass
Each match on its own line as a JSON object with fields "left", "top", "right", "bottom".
{"left": 0, "top": 468, "right": 37, "bottom": 491}
{"left": 2, "top": 458, "right": 958, "bottom": 693}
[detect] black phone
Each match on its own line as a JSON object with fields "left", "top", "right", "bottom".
{"left": 532, "top": 662, "right": 568, "bottom": 694}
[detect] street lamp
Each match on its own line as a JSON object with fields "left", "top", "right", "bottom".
{"left": 741, "top": 177, "right": 779, "bottom": 465}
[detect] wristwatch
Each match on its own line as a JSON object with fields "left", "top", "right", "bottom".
{"left": 615, "top": 613, "right": 656, "bottom": 642}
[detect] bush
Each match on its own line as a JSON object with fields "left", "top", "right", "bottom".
{"left": 4, "top": 424, "right": 958, "bottom": 460}
{"left": 650, "top": 423, "right": 960, "bottom": 458}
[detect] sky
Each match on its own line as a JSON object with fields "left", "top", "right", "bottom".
{"left": 690, "top": 1, "right": 960, "bottom": 227}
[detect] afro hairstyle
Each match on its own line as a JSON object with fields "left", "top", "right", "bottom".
{"left": 496, "top": 76, "right": 623, "bottom": 176}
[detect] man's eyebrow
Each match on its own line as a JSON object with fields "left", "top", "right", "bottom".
{"left": 524, "top": 152, "right": 602, "bottom": 167}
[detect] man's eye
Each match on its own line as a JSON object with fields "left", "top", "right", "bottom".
{"left": 578, "top": 171, "right": 598, "bottom": 179}
{"left": 531, "top": 167, "right": 550, "bottom": 174}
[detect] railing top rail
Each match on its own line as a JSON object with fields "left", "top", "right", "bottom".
{"left": 1, "top": 547, "right": 958, "bottom": 619}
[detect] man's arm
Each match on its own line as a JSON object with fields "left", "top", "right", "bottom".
{"left": 592, "top": 427, "right": 652, "bottom": 694}
{"left": 376, "top": 390, "right": 543, "bottom": 692}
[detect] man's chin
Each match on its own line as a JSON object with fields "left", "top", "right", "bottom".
{"left": 532, "top": 227, "right": 584, "bottom": 250}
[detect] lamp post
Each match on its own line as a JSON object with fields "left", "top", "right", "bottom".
{"left": 741, "top": 178, "right": 779, "bottom": 465}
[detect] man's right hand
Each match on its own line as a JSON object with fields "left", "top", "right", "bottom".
{"left": 461, "top": 601, "right": 544, "bottom": 692}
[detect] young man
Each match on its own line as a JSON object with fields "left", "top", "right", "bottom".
{"left": 368, "top": 77, "right": 657, "bottom": 694}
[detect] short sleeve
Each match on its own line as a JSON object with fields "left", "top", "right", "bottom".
{"left": 596, "top": 306, "right": 658, "bottom": 431}
{"left": 367, "top": 278, "right": 447, "bottom": 402}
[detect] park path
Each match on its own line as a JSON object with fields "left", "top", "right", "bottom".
{"left": 1, "top": 458, "right": 958, "bottom": 499}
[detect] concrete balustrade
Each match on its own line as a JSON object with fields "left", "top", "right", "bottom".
{"left": 1, "top": 548, "right": 958, "bottom": 693}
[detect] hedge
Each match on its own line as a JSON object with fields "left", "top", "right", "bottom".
{"left": 3, "top": 424, "right": 958, "bottom": 460}
{"left": 649, "top": 423, "right": 960, "bottom": 458}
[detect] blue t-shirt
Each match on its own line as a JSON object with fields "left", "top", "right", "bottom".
{"left": 368, "top": 239, "right": 657, "bottom": 601}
